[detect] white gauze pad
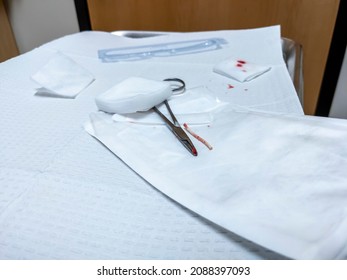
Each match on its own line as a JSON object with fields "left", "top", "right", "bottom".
{"left": 95, "top": 77, "right": 172, "bottom": 113}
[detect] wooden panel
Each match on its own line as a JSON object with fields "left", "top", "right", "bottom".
{"left": 0, "top": 0, "right": 18, "bottom": 62}
{"left": 87, "top": 0, "right": 340, "bottom": 115}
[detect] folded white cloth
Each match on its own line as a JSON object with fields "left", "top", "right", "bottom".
{"left": 31, "top": 52, "right": 94, "bottom": 98}
{"left": 95, "top": 77, "right": 173, "bottom": 114}
{"left": 213, "top": 58, "right": 271, "bottom": 82}
{"left": 112, "top": 111, "right": 214, "bottom": 126}
{"left": 85, "top": 106, "right": 347, "bottom": 259}
{"left": 111, "top": 86, "right": 225, "bottom": 125}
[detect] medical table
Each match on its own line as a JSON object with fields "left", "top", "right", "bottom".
{"left": 1, "top": 26, "right": 347, "bottom": 260}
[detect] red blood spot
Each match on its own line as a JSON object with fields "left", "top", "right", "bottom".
{"left": 237, "top": 60, "right": 246, "bottom": 64}
{"left": 236, "top": 63, "right": 243, "bottom": 67}
{"left": 192, "top": 147, "right": 198, "bottom": 156}
{"left": 227, "top": 84, "right": 234, "bottom": 89}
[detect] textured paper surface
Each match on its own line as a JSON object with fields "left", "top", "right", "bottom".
{"left": 0, "top": 26, "right": 315, "bottom": 259}
{"left": 86, "top": 108, "right": 347, "bottom": 259}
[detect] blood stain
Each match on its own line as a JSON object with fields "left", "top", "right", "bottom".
{"left": 227, "top": 84, "right": 234, "bottom": 89}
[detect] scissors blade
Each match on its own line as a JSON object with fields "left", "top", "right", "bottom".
{"left": 172, "top": 126, "right": 198, "bottom": 156}
{"left": 152, "top": 107, "right": 198, "bottom": 156}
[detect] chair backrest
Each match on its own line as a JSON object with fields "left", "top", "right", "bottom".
{"left": 86, "top": 0, "right": 340, "bottom": 115}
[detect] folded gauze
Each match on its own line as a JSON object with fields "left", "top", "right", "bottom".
{"left": 31, "top": 52, "right": 94, "bottom": 98}
{"left": 95, "top": 77, "right": 173, "bottom": 114}
{"left": 213, "top": 58, "right": 271, "bottom": 82}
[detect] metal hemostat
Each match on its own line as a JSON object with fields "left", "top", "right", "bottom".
{"left": 153, "top": 78, "right": 198, "bottom": 156}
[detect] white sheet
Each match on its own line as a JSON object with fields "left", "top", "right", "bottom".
{"left": 85, "top": 108, "right": 347, "bottom": 259}
{"left": 0, "top": 26, "right": 315, "bottom": 260}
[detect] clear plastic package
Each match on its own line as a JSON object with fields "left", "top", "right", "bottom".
{"left": 98, "top": 38, "right": 227, "bottom": 62}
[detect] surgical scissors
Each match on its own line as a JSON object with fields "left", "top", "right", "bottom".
{"left": 152, "top": 78, "right": 198, "bottom": 156}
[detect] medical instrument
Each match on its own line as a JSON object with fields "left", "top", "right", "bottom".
{"left": 98, "top": 38, "right": 227, "bottom": 62}
{"left": 153, "top": 78, "right": 198, "bottom": 156}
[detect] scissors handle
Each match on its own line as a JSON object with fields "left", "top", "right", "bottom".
{"left": 163, "top": 100, "right": 180, "bottom": 127}
{"left": 152, "top": 106, "right": 177, "bottom": 130}
{"left": 163, "top": 78, "right": 185, "bottom": 93}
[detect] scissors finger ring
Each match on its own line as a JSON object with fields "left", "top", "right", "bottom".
{"left": 163, "top": 78, "right": 185, "bottom": 93}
